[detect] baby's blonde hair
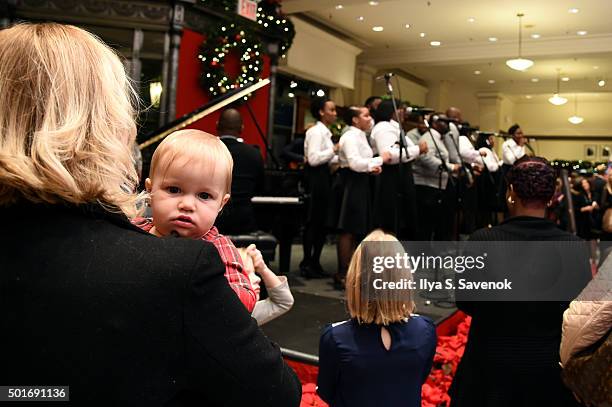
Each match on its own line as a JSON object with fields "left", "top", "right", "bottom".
{"left": 346, "top": 229, "right": 414, "bottom": 325}
{"left": 0, "top": 23, "right": 141, "bottom": 217}
{"left": 149, "top": 129, "right": 233, "bottom": 195}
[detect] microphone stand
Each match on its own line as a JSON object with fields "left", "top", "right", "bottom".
{"left": 418, "top": 118, "right": 455, "bottom": 308}
{"left": 446, "top": 124, "right": 475, "bottom": 241}
{"left": 384, "top": 75, "right": 412, "bottom": 238}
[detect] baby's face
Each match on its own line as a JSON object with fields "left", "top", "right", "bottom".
{"left": 147, "top": 160, "right": 229, "bottom": 239}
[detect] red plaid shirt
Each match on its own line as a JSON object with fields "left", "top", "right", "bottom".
{"left": 133, "top": 218, "right": 256, "bottom": 312}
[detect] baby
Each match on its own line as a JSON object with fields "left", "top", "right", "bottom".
{"left": 134, "top": 129, "right": 256, "bottom": 312}
{"left": 237, "top": 245, "right": 294, "bottom": 326}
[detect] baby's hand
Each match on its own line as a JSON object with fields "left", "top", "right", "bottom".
{"left": 247, "top": 244, "right": 266, "bottom": 274}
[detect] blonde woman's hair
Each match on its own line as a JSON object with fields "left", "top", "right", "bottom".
{"left": 0, "top": 23, "right": 141, "bottom": 217}
{"left": 148, "top": 129, "right": 233, "bottom": 195}
{"left": 346, "top": 229, "right": 414, "bottom": 325}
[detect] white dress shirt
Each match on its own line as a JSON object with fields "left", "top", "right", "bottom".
{"left": 502, "top": 138, "right": 526, "bottom": 165}
{"left": 371, "top": 120, "right": 420, "bottom": 165}
{"left": 339, "top": 126, "right": 383, "bottom": 173}
{"left": 458, "top": 135, "right": 482, "bottom": 164}
{"left": 304, "top": 121, "right": 338, "bottom": 167}
{"left": 479, "top": 147, "right": 502, "bottom": 172}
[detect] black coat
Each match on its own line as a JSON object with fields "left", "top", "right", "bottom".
{"left": 0, "top": 203, "right": 300, "bottom": 406}
{"left": 450, "top": 216, "right": 592, "bottom": 407}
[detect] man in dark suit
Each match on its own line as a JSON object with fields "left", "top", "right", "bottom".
{"left": 215, "top": 108, "right": 265, "bottom": 235}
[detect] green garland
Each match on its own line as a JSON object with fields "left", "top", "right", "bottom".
{"left": 198, "top": 23, "right": 263, "bottom": 97}
{"left": 197, "top": 0, "right": 295, "bottom": 98}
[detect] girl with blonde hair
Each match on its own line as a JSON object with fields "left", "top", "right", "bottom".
{"left": 317, "top": 229, "right": 437, "bottom": 407}
{"left": 0, "top": 22, "right": 300, "bottom": 406}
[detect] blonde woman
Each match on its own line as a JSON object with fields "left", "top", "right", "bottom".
{"left": 317, "top": 230, "right": 436, "bottom": 407}
{"left": 0, "top": 23, "right": 300, "bottom": 406}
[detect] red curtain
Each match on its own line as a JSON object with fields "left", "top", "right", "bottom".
{"left": 176, "top": 28, "right": 271, "bottom": 156}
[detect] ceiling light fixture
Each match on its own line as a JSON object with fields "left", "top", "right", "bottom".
{"left": 525, "top": 95, "right": 533, "bottom": 99}
{"left": 419, "top": 32, "right": 426, "bottom": 38}
{"left": 577, "top": 30, "right": 588, "bottom": 36}
{"left": 467, "top": 17, "right": 476, "bottom": 23}
{"left": 531, "top": 33, "right": 541, "bottom": 39}
{"left": 372, "top": 26, "right": 384, "bottom": 32}
{"left": 488, "top": 37, "right": 498, "bottom": 42}
{"left": 368, "top": 1, "right": 379, "bottom": 5}
{"left": 568, "top": 95, "right": 584, "bottom": 124}
{"left": 405, "top": 24, "right": 411, "bottom": 28}
{"left": 568, "top": 8, "right": 580, "bottom": 14}
{"left": 316, "top": 89, "right": 325, "bottom": 97}
{"left": 548, "top": 69, "right": 568, "bottom": 106}
{"left": 561, "top": 77, "right": 570, "bottom": 82}
{"left": 474, "top": 70, "right": 481, "bottom": 75}
{"left": 357, "top": 16, "right": 364, "bottom": 21}
{"left": 430, "top": 41, "right": 441, "bottom": 46}
{"left": 488, "top": 79, "right": 496, "bottom": 84}
{"left": 598, "top": 79, "right": 606, "bottom": 87}
{"left": 335, "top": 4, "right": 343, "bottom": 9}
{"left": 506, "top": 13, "right": 534, "bottom": 71}
{"left": 531, "top": 78, "right": 539, "bottom": 82}
{"left": 290, "top": 81, "right": 298, "bottom": 88}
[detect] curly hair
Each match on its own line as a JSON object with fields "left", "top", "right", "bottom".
{"left": 506, "top": 156, "right": 555, "bottom": 206}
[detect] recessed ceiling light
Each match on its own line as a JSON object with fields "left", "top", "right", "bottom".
{"left": 561, "top": 77, "right": 570, "bottom": 82}
{"left": 474, "top": 70, "right": 481, "bottom": 75}
{"left": 372, "top": 26, "right": 384, "bottom": 32}
{"left": 290, "top": 81, "right": 298, "bottom": 88}
{"left": 288, "top": 92, "right": 295, "bottom": 98}
{"left": 488, "top": 37, "right": 498, "bottom": 42}
{"left": 316, "top": 89, "right": 325, "bottom": 97}
{"left": 531, "top": 33, "right": 541, "bottom": 39}
{"left": 419, "top": 32, "right": 426, "bottom": 38}
{"left": 405, "top": 24, "right": 411, "bottom": 28}
{"left": 467, "top": 17, "right": 476, "bottom": 23}
{"left": 357, "top": 16, "right": 364, "bottom": 21}
{"left": 525, "top": 95, "right": 533, "bottom": 99}
{"left": 594, "top": 66, "right": 600, "bottom": 70}
{"left": 368, "top": 1, "right": 379, "bottom": 5}
{"left": 531, "top": 78, "right": 539, "bottom": 82}
{"left": 430, "top": 41, "right": 441, "bottom": 46}
{"left": 577, "top": 30, "right": 588, "bottom": 36}
{"left": 598, "top": 80, "right": 606, "bottom": 87}
{"left": 335, "top": 4, "right": 343, "bottom": 9}
{"left": 488, "top": 79, "right": 496, "bottom": 84}
{"left": 568, "top": 8, "right": 579, "bottom": 14}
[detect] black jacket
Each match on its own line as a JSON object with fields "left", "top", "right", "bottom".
{"left": 216, "top": 136, "right": 264, "bottom": 234}
{"left": 450, "top": 216, "right": 591, "bottom": 407}
{"left": 0, "top": 203, "right": 300, "bottom": 406}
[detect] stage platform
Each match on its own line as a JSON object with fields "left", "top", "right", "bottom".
{"left": 263, "top": 243, "right": 456, "bottom": 356}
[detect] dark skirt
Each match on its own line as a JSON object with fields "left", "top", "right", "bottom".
{"left": 372, "top": 163, "right": 417, "bottom": 239}
{"left": 328, "top": 168, "right": 372, "bottom": 236}
{"left": 304, "top": 164, "right": 332, "bottom": 226}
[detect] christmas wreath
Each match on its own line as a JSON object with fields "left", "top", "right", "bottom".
{"left": 197, "top": 0, "right": 295, "bottom": 98}
{"left": 198, "top": 23, "right": 264, "bottom": 97}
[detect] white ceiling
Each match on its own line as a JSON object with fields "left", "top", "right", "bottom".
{"left": 283, "top": 0, "right": 612, "bottom": 95}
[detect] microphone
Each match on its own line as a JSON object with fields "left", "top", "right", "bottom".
{"left": 375, "top": 72, "right": 395, "bottom": 81}
{"left": 406, "top": 106, "right": 435, "bottom": 115}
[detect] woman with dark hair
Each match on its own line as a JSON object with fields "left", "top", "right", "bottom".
{"left": 328, "top": 106, "right": 383, "bottom": 289}
{"left": 572, "top": 177, "right": 599, "bottom": 240}
{"left": 370, "top": 99, "right": 427, "bottom": 239}
{"left": 450, "top": 156, "right": 592, "bottom": 407}
{"left": 301, "top": 97, "right": 338, "bottom": 278}
{"left": 499, "top": 124, "right": 527, "bottom": 213}
{"left": 474, "top": 132, "right": 503, "bottom": 228}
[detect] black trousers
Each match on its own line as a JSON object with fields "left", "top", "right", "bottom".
{"left": 416, "top": 184, "right": 453, "bottom": 241}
